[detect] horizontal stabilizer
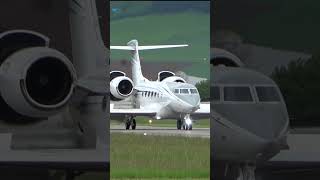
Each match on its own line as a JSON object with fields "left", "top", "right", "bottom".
{"left": 110, "top": 46, "right": 134, "bottom": 50}
{"left": 110, "top": 44, "right": 188, "bottom": 51}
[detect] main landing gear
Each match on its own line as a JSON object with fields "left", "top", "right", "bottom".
{"left": 177, "top": 119, "right": 182, "bottom": 130}
{"left": 125, "top": 116, "right": 136, "bottom": 130}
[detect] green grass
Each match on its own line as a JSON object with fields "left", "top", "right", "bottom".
{"left": 110, "top": 133, "right": 210, "bottom": 179}
{"left": 111, "top": 116, "right": 210, "bottom": 128}
{"left": 110, "top": 12, "right": 210, "bottom": 78}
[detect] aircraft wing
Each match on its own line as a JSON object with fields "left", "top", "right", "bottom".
{"left": 110, "top": 104, "right": 157, "bottom": 117}
{"left": 191, "top": 102, "right": 210, "bottom": 119}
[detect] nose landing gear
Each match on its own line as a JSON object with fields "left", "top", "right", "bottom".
{"left": 183, "top": 123, "right": 192, "bottom": 130}
{"left": 176, "top": 115, "right": 193, "bottom": 130}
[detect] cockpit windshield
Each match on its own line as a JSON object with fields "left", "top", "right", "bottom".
{"left": 255, "top": 86, "right": 281, "bottom": 102}
{"left": 174, "top": 88, "right": 198, "bottom": 95}
{"left": 180, "top": 89, "right": 189, "bottom": 94}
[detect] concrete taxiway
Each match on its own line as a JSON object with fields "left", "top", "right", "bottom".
{"left": 111, "top": 124, "right": 210, "bottom": 138}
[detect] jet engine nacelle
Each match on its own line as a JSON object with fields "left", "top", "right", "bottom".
{"left": 110, "top": 71, "right": 133, "bottom": 101}
{"left": 0, "top": 30, "right": 76, "bottom": 120}
{"left": 211, "top": 48, "right": 244, "bottom": 67}
{"left": 158, "top": 71, "right": 186, "bottom": 83}
{"left": 0, "top": 47, "right": 76, "bottom": 118}
{"left": 157, "top": 71, "right": 175, "bottom": 81}
{"left": 161, "top": 76, "right": 186, "bottom": 83}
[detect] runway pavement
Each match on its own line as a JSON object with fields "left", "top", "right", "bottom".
{"left": 111, "top": 124, "right": 210, "bottom": 138}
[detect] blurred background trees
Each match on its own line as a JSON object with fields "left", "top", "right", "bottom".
{"left": 272, "top": 54, "right": 320, "bottom": 126}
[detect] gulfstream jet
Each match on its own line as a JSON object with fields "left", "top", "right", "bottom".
{"left": 110, "top": 40, "right": 210, "bottom": 130}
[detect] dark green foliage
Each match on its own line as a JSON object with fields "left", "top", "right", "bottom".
{"left": 213, "top": 0, "right": 320, "bottom": 52}
{"left": 196, "top": 80, "right": 210, "bottom": 101}
{"left": 272, "top": 54, "right": 320, "bottom": 126}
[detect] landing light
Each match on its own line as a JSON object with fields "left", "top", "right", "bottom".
{"left": 185, "top": 118, "right": 192, "bottom": 125}
{"left": 149, "top": 119, "right": 152, "bottom": 124}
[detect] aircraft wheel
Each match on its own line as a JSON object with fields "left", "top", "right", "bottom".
{"left": 189, "top": 124, "right": 192, "bottom": 130}
{"left": 126, "top": 121, "right": 131, "bottom": 130}
{"left": 177, "top": 119, "right": 182, "bottom": 130}
{"left": 182, "top": 124, "right": 186, "bottom": 130}
{"left": 125, "top": 121, "right": 130, "bottom": 130}
{"left": 131, "top": 118, "right": 136, "bottom": 130}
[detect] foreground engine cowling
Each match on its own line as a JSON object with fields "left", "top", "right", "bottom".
{"left": 0, "top": 47, "right": 76, "bottom": 118}
{"left": 110, "top": 71, "right": 133, "bottom": 101}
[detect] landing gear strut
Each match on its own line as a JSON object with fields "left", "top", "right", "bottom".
{"left": 182, "top": 124, "right": 192, "bottom": 130}
{"left": 184, "top": 114, "right": 193, "bottom": 131}
{"left": 125, "top": 116, "right": 136, "bottom": 130}
{"left": 238, "top": 164, "right": 256, "bottom": 180}
{"left": 216, "top": 163, "right": 256, "bottom": 180}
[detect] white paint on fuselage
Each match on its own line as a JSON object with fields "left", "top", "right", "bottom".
{"left": 134, "top": 80, "right": 200, "bottom": 119}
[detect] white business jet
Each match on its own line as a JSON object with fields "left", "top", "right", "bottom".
{"left": 110, "top": 40, "right": 210, "bottom": 130}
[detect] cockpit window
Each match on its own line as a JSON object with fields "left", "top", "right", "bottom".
{"left": 255, "top": 86, "right": 281, "bottom": 102}
{"left": 190, "top": 89, "right": 198, "bottom": 94}
{"left": 180, "top": 89, "right": 189, "bottom": 94}
{"left": 224, "top": 86, "right": 253, "bottom": 102}
{"left": 212, "top": 86, "right": 220, "bottom": 101}
{"left": 174, "top": 89, "right": 179, "bottom": 94}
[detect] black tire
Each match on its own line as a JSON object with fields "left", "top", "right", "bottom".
{"left": 177, "top": 119, "right": 182, "bottom": 130}
{"left": 185, "top": 125, "right": 190, "bottom": 131}
{"left": 189, "top": 125, "right": 193, "bottom": 130}
{"left": 182, "top": 124, "right": 186, "bottom": 130}
{"left": 131, "top": 118, "right": 136, "bottom": 130}
{"left": 125, "top": 121, "right": 130, "bottom": 130}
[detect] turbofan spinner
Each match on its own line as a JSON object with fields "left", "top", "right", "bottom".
{"left": 110, "top": 71, "right": 134, "bottom": 101}
{"left": 0, "top": 30, "right": 76, "bottom": 121}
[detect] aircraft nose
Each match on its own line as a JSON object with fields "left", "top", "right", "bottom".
{"left": 180, "top": 94, "right": 200, "bottom": 109}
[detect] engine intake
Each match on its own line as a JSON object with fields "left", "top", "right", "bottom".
{"left": 25, "top": 56, "right": 73, "bottom": 106}
{"left": 158, "top": 71, "right": 175, "bottom": 81}
{"left": 110, "top": 76, "right": 133, "bottom": 101}
{"left": 0, "top": 47, "right": 76, "bottom": 118}
{"left": 210, "top": 48, "right": 244, "bottom": 67}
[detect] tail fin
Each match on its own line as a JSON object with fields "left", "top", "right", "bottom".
{"left": 69, "top": 0, "right": 108, "bottom": 78}
{"left": 110, "top": 40, "right": 188, "bottom": 84}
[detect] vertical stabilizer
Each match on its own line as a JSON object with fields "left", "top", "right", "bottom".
{"left": 68, "top": 0, "right": 109, "bottom": 153}
{"left": 127, "top": 40, "right": 145, "bottom": 85}
{"left": 69, "top": 0, "right": 107, "bottom": 78}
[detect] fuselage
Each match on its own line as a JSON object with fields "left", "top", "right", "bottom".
{"left": 212, "top": 66, "right": 290, "bottom": 163}
{"left": 134, "top": 80, "right": 201, "bottom": 119}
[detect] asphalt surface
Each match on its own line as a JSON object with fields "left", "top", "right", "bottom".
{"left": 111, "top": 124, "right": 210, "bottom": 138}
